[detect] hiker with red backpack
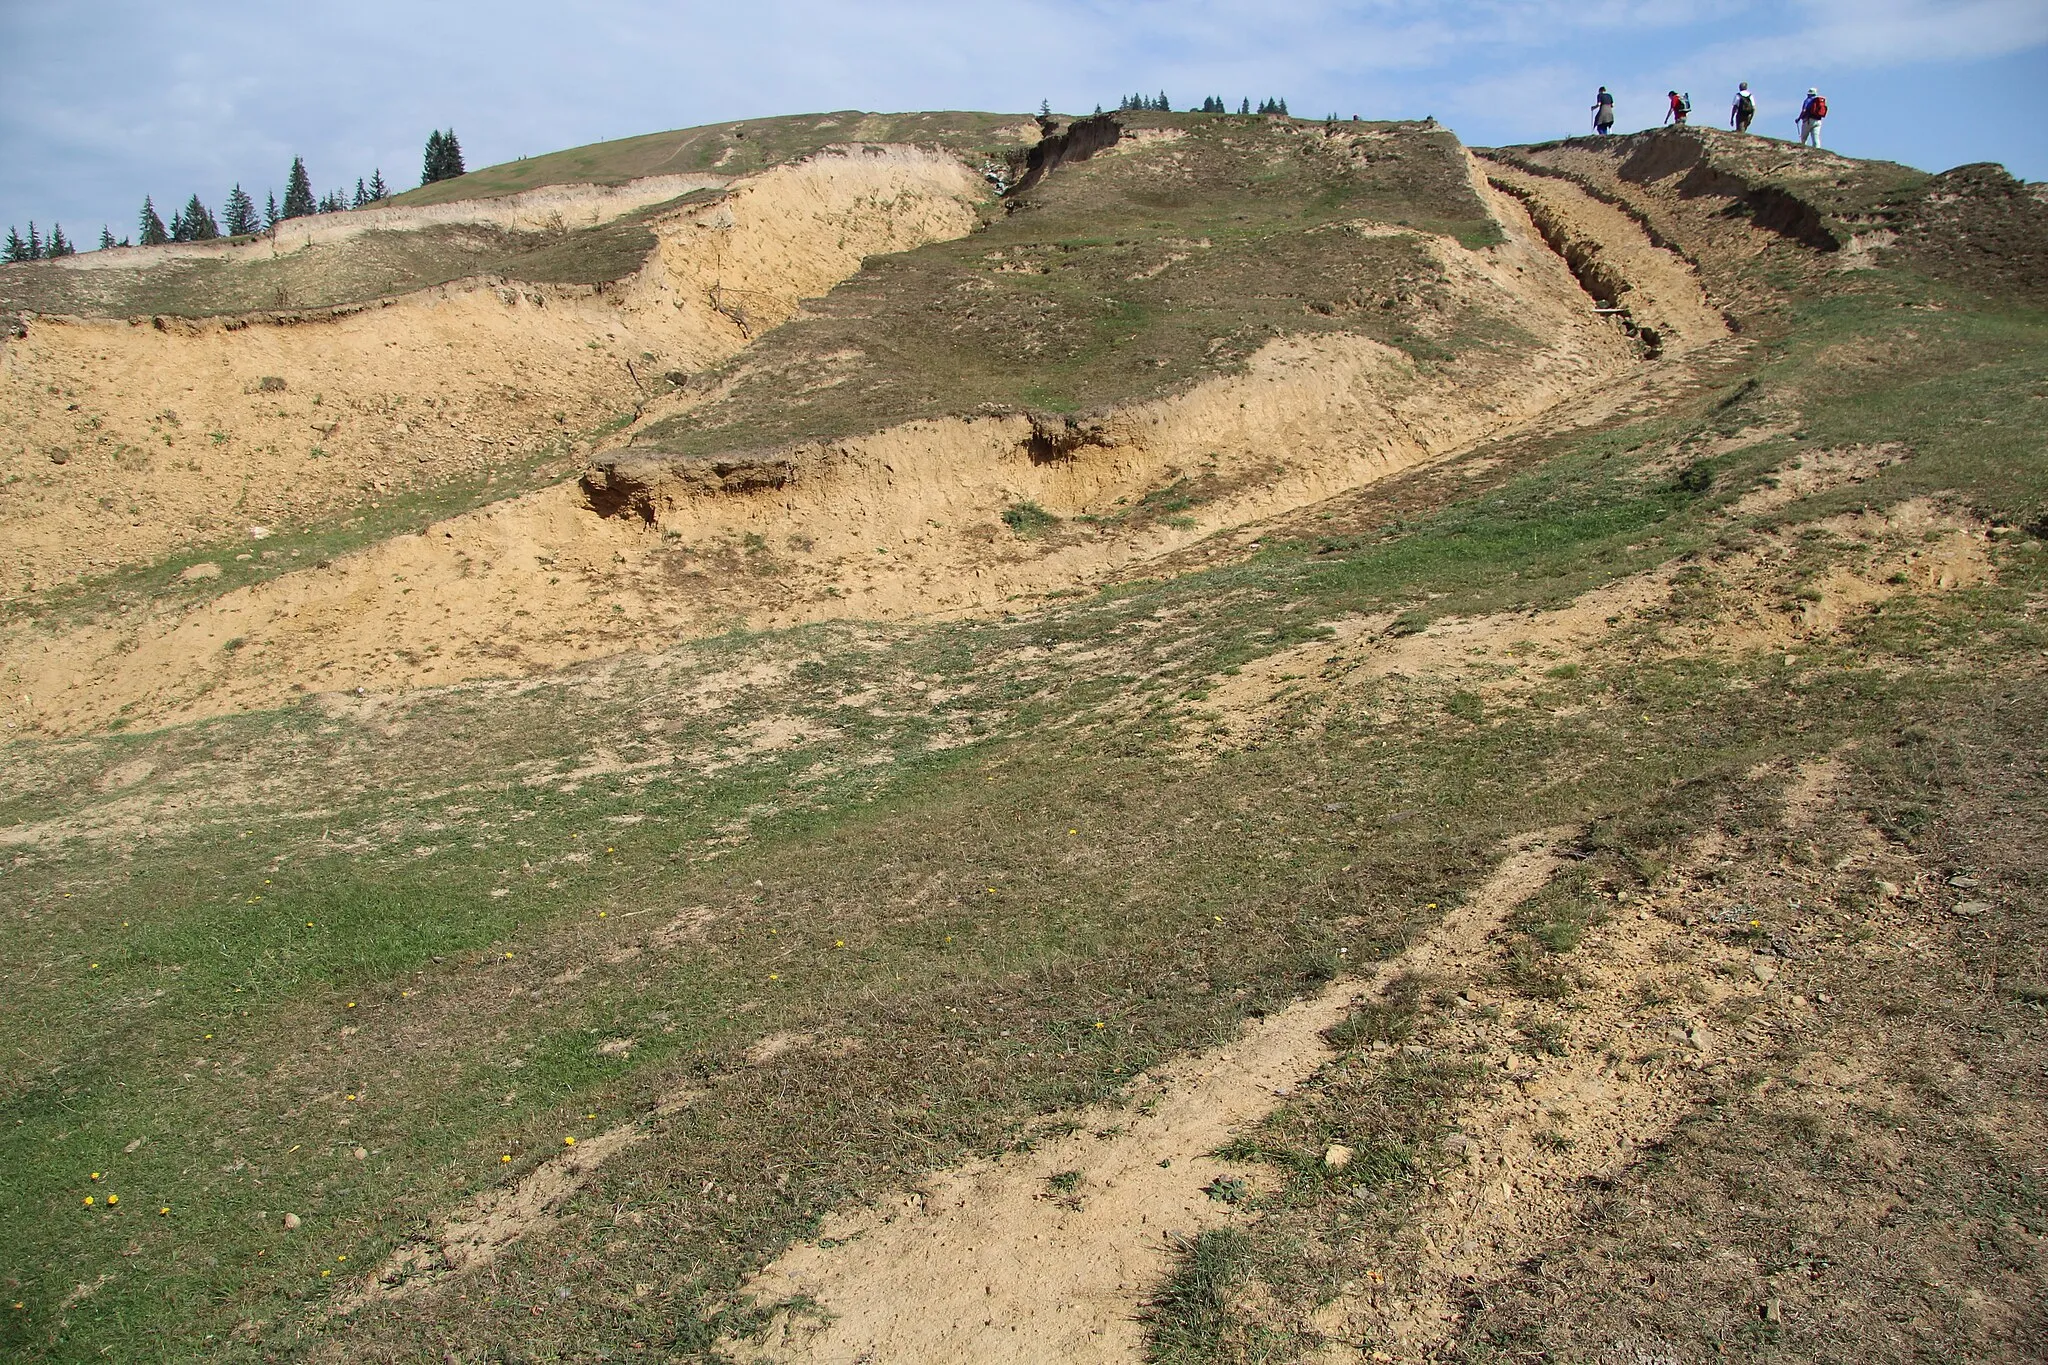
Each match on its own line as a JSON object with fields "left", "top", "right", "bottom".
{"left": 1664, "top": 90, "right": 1691, "bottom": 126}
{"left": 1798, "top": 88, "right": 1827, "bottom": 147}
{"left": 1731, "top": 83, "right": 1756, "bottom": 133}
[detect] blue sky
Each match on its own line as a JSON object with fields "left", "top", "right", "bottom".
{"left": 4, "top": 1, "right": 2045, "bottom": 245}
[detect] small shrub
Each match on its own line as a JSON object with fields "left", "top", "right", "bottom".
{"left": 1001, "top": 501, "right": 1058, "bottom": 537}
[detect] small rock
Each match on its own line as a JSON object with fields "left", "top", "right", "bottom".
{"left": 248, "top": 525, "right": 272, "bottom": 540}
{"left": 1948, "top": 874, "right": 1981, "bottom": 889}
{"left": 1324, "top": 1144, "right": 1355, "bottom": 1171}
{"left": 1763, "top": 1297, "right": 1783, "bottom": 1324}
{"left": 1321, "top": 802, "right": 1349, "bottom": 814}
{"left": 283, "top": 1213, "right": 301, "bottom": 1230}
{"left": 353, "top": 1146, "right": 368, "bottom": 1161}
{"left": 1441, "top": 1134, "right": 1472, "bottom": 1155}
{"left": 178, "top": 562, "right": 222, "bottom": 582}
{"left": 1876, "top": 880, "right": 1902, "bottom": 898}
{"left": 1953, "top": 901, "right": 1991, "bottom": 918}
{"left": 1751, "top": 958, "right": 1779, "bottom": 984}
{"left": 1687, "top": 1026, "right": 1713, "bottom": 1053}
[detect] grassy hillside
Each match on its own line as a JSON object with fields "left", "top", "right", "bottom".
{"left": 633, "top": 112, "right": 1501, "bottom": 459}
{"left": 1, "top": 122, "right": 2045, "bottom": 1364}
{"left": 389, "top": 110, "right": 1040, "bottom": 207}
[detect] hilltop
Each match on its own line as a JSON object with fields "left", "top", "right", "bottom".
{"left": 1, "top": 108, "right": 2044, "bottom": 1365}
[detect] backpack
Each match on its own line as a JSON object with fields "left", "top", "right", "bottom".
{"left": 1738, "top": 93, "right": 1755, "bottom": 117}
{"left": 1680, "top": 93, "right": 1693, "bottom": 115}
{"left": 1810, "top": 95, "right": 1828, "bottom": 119}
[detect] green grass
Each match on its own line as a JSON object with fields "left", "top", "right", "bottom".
{"left": 5, "top": 117, "right": 2048, "bottom": 1364}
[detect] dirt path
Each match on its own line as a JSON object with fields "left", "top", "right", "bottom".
{"left": 719, "top": 831, "right": 1577, "bottom": 1363}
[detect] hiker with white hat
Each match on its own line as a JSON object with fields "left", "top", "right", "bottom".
{"left": 1798, "top": 88, "right": 1827, "bottom": 147}
{"left": 1731, "top": 83, "right": 1756, "bottom": 134}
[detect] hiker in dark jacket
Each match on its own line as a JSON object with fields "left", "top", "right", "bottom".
{"left": 1731, "top": 83, "right": 1756, "bottom": 133}
{"left": 1592, "top": 87, "right": 1616, "bottom": 135}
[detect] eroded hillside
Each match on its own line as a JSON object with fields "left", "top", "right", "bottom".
{"left": 1, "top": 116, "right": 2044, "bottom": 1365}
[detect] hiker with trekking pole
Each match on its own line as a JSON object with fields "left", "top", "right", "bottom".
{"left": 1731, "top": 83, "right": 1756, "bottom": 133}
{"left": 1592, "top": 87, "right": 1616, "bottom": 136}
{"left": 1664, "top": 90, "right": 1692, "bottom": 126}
{"left": 1798, "top": 88, "right": 1827, "bottom": 146}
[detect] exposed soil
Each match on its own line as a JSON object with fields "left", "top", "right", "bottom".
{"left": 718, "top": 832, "right": 1577, "bottom": 1363}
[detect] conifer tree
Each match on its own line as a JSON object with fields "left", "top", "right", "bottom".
{"left": 422, "top": 130, "right": 445, "bottom": 185}
{"left": 3, "top": 226, "right": 27, "bottom": 263}
{"left": 282, "top": 157, "right": 316, "bottom": 219}
{"left": 223, "top": 184, "right": 259, "bottom": 237}
{"left": 1240, "top": 97, "right": 1251, "bottom": 115}
{"left": 182, "top": 195, "right": 219, "bottom": 240}
{"left": 265, "top": 191, "right": 280, "bottom": 229}
{"left": 368, "top": 169, "right": 388, "bottom": 201}
{"left": 1157, "top": 90, "right": 1170, "bottom": 112}
{"left": 440, "top": 128, "right": 465, "bottom": 179}
{"left": 26, "top": 223, "right": 41, "bottom": 260}
{"left": 99, "top": 226, "right": 116, "bottom": 251}
{"left": 47, "top": 225, "right": 72, "bottom": 257}
{"left": 352, "top": 178, "right": 369, "bottom": 209}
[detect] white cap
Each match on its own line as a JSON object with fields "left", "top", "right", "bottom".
{"left": 1809, "top": 87, "right": 1819, "bottom": 95}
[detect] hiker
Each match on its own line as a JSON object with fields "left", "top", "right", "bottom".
{"left": 1731, "top": 83, "right": 1756, "bottom": 133}
{"left": 1592, "top": 87, "right": 1616, "bottom": 135}
{"left": 1797, "top": 88, "right": 1827, "bottom": 146}
{"left": 1664, "top": 90, "right": 1691, "bottom": 126}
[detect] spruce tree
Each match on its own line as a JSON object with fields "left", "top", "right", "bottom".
{"left": 440, "top": 128, "right": 465, "bottom": 179}
{"left": 26, "top": 223, "right": 42, "bottom": 260}
{"left": 223, "top": 184, "right": 259, "bottom": 237}
{"left": 1240, "top": 98, "right": 1251, "bottom": 115}
{"left": 185, "top": 195, "right": 219, "bottom": 240}
{"left": 3, "top": 226, "right": 27, "bottom": 263}
{"left": 48, "top": 225, "right": 72, "bottom": 257}
{"left": 1157, "top": 90, "right": 1170, "bottom": 112}
{"left": 352, "top": 178, "right": 369, "bottom": 209}
{"left": 99, "top": 226, "right": 116, "bottom": 251}
{"left": 368, "top": 169, "right": 388, "bottom": 201}
{"left": 422, "top": 130, "right": 445, "bottom": 185}
{"left": 265, "top": 191, "right": 280, "bottom": 230}
{"left": 282, "top": 157, "right": 316, "bottom": 219}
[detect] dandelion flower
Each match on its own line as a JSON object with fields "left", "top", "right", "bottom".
{"left": 501, "top": 1155, "right": 511, "bottom": 1163}
{"left": 91, "top": 1172, "right": 101, "bottom": 1180}
{"left": 346, "top": 1094, "right": 357, "bottom": 1102}
{"left": 89, "top": 963, "right": 99, "bottom": 969}
{"left": 306, "top": 921, "right": 315, "bottom": 927}
{"left": 606, "top": 847, "right": 615, "bottom": 854}
{"left": 337, "top": 1255, "right": 346, "bottom": 1262}
{"left": 1094, "top": 1021, "right": 1105, "bottom": 1029}
{"left": 105, "top": 1195, "right": 117, "bottom": 1205}
{"left": 835, "top": 939, "right": 844, "bottom": 947}
{"left": 320, "top": 1270, "right": 330, "bottom": 1278}
{"left": 1068, "top": 829, "right": 1077, "bottom": 835}
{"left": 768, "top": 973, "right": 780, "bottom": 981}
{"left": 82, "top": 1196, "right": 94, "bottom": 1206}
{"left": 505, "top": 952, "right": 514, "bottom": 959}
{"left": 563, "top": 1136, "right": 576, "bottom": 1147}
{"left": 597, "top": 912, "right": 606, "bottom": 918}
{"left": 159, "top": 1207, "right": 170, "bottom": 1215}
{"left": 345, "top": 1002, "right": 356, "bottom": 1009}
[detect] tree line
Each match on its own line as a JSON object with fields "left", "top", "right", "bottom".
{"left": 1113, "top": 93, "right": 1289, "bottom": 116}
{"left": 5, "top": 128, "right": 466, "bottom": 262}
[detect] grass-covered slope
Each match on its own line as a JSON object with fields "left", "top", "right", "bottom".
{"left": 1, "top": 122, "right": 2045, "bottom": 1364}
{"left": 631, "top": 112, "right": 1503, "bottom": 458}
{"left": 0, "top": 200, "right": 702, "bottom": 320}
{"left": 0, "top": 111, "right": 1033, "bottom": 322}
{"left": 389, "top": 110, "right": 1038, "bottom": 207}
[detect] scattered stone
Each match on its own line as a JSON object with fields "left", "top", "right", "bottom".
{"left": 1751, "top": 957, "right": 1779, "bottom": 984}
{"left": 178, "top": 562, "right": 222, "bottom": 582}
{"left": 1763, "top": 1297, "right": 1784, "bottom": 1324}
{"left": 1441, "top": 1134, "right": 1473, "bottom": 1155}
{"left": 1947, "top": 874, "right": 1981, "bottom": 889}
{"left": 282, "top": 1213, "right": 301, "bottom": 1230}
{"left": 353, "top": 1146, "right": 368, "bottom": 1161}
{"left": 1953, "top": 901, "right": 1991, "bottom": 918}
{"left": 1325, "top": 1144, "right": 1355, "bottom": 1171}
